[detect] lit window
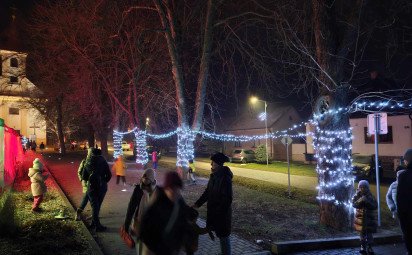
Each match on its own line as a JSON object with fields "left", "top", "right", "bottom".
{"left": 10, "top": 58, "right": 18, "bottom": 67}
{"left": 9, "top": 76, "right": 18, "bottom": 83}
{"left": 9, "top": 108, "right": 19, "bottom": 115}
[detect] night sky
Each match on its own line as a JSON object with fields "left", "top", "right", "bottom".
{"left": 0, "top": 0, "right": 411, "bottom": 120}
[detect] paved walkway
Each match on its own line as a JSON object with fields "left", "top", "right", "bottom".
{"left": 162, "top": 157, "right": 318, "bottom": 191}
{"left": 43, "top": 153, "right": 264, "bottom": 255}
{"left": 291, "top": 242, "right": 407, "bottom": 255}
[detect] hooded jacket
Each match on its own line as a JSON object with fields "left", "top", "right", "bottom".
{"left": 112, "top": 157, "right": 126, "bottom": 176}
{"left": 195, "top": 165, "right": 233, "bottom": 237}
{"left": 28, "top": 168, "right": 49, "bottom": 196}
{"left": 352, "top": 190, "right": 378, "bottom": 233}
{"left": 82, "top": 149, "right": 111, "bottom": 192}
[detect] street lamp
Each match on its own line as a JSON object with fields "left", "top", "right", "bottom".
{"left": 250, "top": 96, "right": 269, "bottom": 166}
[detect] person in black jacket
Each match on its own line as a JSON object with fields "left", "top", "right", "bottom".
{"left": 82, "top": 148, "right": 112, "bottom": 231}
{"left": 139, "top": 171, "right": 189, "bottom": 255}
{"left": 193, "top": 152, "right": 233, "bottom": 255}
{"left": 397, "top": 149, "right": 412, "bottom": 254}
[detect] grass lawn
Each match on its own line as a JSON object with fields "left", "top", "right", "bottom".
{"left": 0, "top": 176, "right": 94, "bottom": 255}
{"left": 195, "top": 157, "right": 317, "bottom": 177}
{"left": 160, "top": 161, "right": 400, "bottom": 249}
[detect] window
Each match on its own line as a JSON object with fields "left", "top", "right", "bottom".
{"left": 10, "top": 58, "right": 18, "bottom": 67}
{"left": 9, "top": 76, "right": 18, "bottom": 83}
{"left": 364, "top": 126, "right": 393, "bottom": 144}
{"left": 234, "top": 141, "right": 241, "bottom": 147}
{"left": 9, "top": 108, "right": 19, "bottom": 115}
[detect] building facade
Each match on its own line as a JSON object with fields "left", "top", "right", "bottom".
{"left": 0, "top": 49, "right": 46, "bottom": 145}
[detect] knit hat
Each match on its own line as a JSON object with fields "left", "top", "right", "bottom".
{"left": 142, "top": 168, "right": 156, "bottom": 183}
{"left": 33, "top": 158, "right": 43, "bottom": 170}
{"left": 358, "top": 180, "right": 370, "bottom": 189}
{"left": 210, "top": 152, "right": 230, "bottom": 166}
{"left": 163, "top": 171, "right": 183, "bottom": 190}
{"left": 403, "top": 149, "right": 412, "bottom": 163}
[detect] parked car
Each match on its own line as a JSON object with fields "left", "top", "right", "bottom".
{"left": 146, "top": 146, "right": 161, "bottom": 160}
{"left": 352, "top": 154, "right": 383, "bottom": 181}
{"left": 231, "top": 149, "right": 256, "bottom": 163}
{"left": 122, "top": 141, "right": 131, "bottom": 151}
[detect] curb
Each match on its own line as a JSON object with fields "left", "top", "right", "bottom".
{"left": 271, "top": 231, "right": 403, "bottom": 254}
{"left": 45, "top": 162, "right": 104, "bottom": 255}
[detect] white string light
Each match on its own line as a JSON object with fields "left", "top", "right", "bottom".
{"left": 134, "top": 130, "right": 148, "bottom": 165}
{"left": 312, "top": 117, "right": 354, "bottom": 209}
{"left": 176, "top": 127, "right": 196, "bottom": 168}
{"left": 112, "top": 132, "right": 124, "bottom": 159}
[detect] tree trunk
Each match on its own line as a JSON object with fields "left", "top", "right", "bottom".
{"left": 315, "top": 87, "right": 353, "bottom": 230}
{"left": 153, "top": 0, "right": 188, "bottom": 127}
{"left": 56, "top": 97, "right": 66, "bottom": 155}
{"left": 87, "top": 124, "right": 95, "bottom": 149}
{"left": 192, "top": 0, "right": 218, "bottom": 131}
{"left": 311, "top": 0, "right": 362, "bottom": 230}
{"left": 97, "top": 129, "right": 109, "bottom": 159}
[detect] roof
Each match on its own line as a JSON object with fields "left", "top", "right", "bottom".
{"left": 225, "top": 104, "right": 299, "bottom": 131}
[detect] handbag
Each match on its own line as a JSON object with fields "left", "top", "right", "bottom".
{"left": 119, "top": 226, "right": 135, "bottom": 249}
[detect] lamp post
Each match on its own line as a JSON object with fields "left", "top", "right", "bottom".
{"left": 250, "top": 96, "right": 269, "bottom": 166}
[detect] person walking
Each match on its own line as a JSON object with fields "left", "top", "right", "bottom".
{"left": 113, "top": 156, "right": 127, "bottom": 189}
{"left": 139, "top": 171, "right": 189, "bottom": 255}
{"left": 352, "top": 180, "right": 378, "bottom": 255}
{"left": 82, "top": 148, "right": 112, "bottom": 231}
{"left": 193, "top": 152, "right": 233, "bottom": 255}
{"left": 75, "top": 148, "right": 92, "bottom": 221}
{"left": 152, "top": 149, "right": 158, "bottom": 170}
{"left": 397, "top": 149, "right": 412, "bottom": 254}
{"left": 28, "top": 158, "right": 49, "bottom": 212}
{"left": 386, "top": 169, "right": 405, "bottom": 219}
{"left": 124, "top": 168, "right": 157, "bottom": 254}
{"left": 39, "top": 142, "right": 45, "bottom": 152}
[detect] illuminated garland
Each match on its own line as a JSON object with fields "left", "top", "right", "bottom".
{"left": 176, "top": 127, "right": 196, "bottom": 168}
{"left": 113, "top": 132, "right": 124, "bottom": 159}
{"left": 312, "top": 121, "right": 354, "bottom": 208}
{"left": 134, "top": 130, "right": 148, "bottom": 165}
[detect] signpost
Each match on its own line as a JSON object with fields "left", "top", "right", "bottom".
{"left": 367, "top": 112, "right": 387, "bottom": 227}
{"left": 281, "top": 136, "right": 293, "bottom": 197}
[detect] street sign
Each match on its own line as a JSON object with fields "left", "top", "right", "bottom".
{"left": 367, "top": 113, "right": 387, "bottom": 135}
{"left": 281, "top": 136, "right": 293, "bottom": 146}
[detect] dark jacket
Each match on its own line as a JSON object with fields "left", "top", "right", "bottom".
{"left": 124, "top": 184, "right": 144, "bottom": 231}
{"left": 139, "top": 187, "right": 190, "bottom": 255}
{"left": 396, "top": 165, "right": 412, "bottom": 213}
{"left": 352, "top": 191, "right": 378, "bottom": 233}
{"left": 195, "top": 166, "right": 233, "bottom": 237}
{"left": 82, "top": 150, "right": 111, "bottom": 192}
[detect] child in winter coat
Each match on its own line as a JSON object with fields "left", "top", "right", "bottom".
{"left": 28, "top": 158, "right": 49, "bottom": 212}
{"left": 112, "top": 156, "right": 127, "bottom": 187}
{"left": 188, "top": 159, "right": 196, "bottom": 184}
{"left": 184, "top": 207, "right": 214, "bottom": 255}
{"left": 352, "top": 180, "right": 378, "bottom": 255}
{"left": 386, "top": 169, "right": 405, "bottom": 219}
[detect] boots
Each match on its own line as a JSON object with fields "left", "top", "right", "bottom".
{"left": 367, "top": 245, "right": 375, "bottom": 255}
{"left": 359, "top": 245, "right": 367, "bottom": 255}
{"left": 75, "top": 208, "right": 83, "bottom": 221}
